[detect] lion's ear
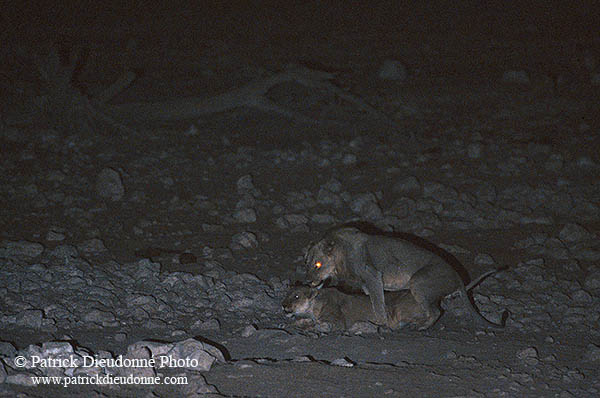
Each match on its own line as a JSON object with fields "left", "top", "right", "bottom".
{"left": 324, "top": 239, "right": 336, "bottom": 254}
{"left": 304, "top": 242, "right": 316, "bottom": 260}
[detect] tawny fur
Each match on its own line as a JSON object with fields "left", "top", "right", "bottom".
{"left": 304, "top": 227, "right": 505, "bottom": 329}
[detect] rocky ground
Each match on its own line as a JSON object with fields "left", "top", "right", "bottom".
{"left": 1, "top": 2, "right": 600, "bottom": 397}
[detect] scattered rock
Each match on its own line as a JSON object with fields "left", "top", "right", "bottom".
{"left": 543, "top": 354, "right": 557, "bottom": 362}
{"left": 342, "top": 153, "right": 357, "bottom": 165}
{"left": 331, "top": 357, "right": 354, "bottom": 367}
{"left": 584, "top": 344, "right": 600, "bottom": 362}
{"left": 545, "top": 154, "right": 564, "bottom": 171}
{"left": 0, "top": 240, "right": 44, "bottom": 258}
{"left": 275, "top": 214, "right": 309, "bottom": 229}
{"left": 584, "top": 268, "right": 600, "bottom": 290}
{"left": 348, "top": 321, "right": 378, "bottom": 335}
{"left": 82, "top": 309, "right": 117, "bottom": 325}
{"left": 323, "top": 178, "right": 342, "bottom": 192}
{"left": 422, "top": 182, "right": 458, "bottom": 202}
{"left": 240, "top": 325, "right": 257, "bottom": 337}
{"left": 230, "top": 231, "right": 259, "bottom": 250}
{"left": 49, "top": 244, "right": 79, "bottom": 260}
{"left": 378, "top": 59, "right": 408, "bottom": 81}
{"left": 575, "top": 156, "right": 596, "bottom": 169}
{"left": 237, "top": 174, "right": 255, "bottom": 193}
{"left": 114, "top": 332, "right": 127, "bottom": 342}
{"left": 467, "top": 143, "right": 483, "bottom": 159}
{"left": 165, "top": 338, "right": 225, "bottom": 371}
{"left": 41, "top": 341, "right": 75, "bottom": 357}
{"left": 233, "top": 207, "right": 257, "bottom": 223}
{"left": 393, "top": 176, "right": 421, "bottom": 194}
{"left": 96, "top": 167, "right": 125, "bottom": 201}
{"left": 558, "top": 223, "right": 593, "bottom": 243}
{"left": 118, "top": 344, "right": 156, "bottom": 378}
{"left": 474, "top": 253, "right": 495, "bottom": 266}
{"left": 134, "top": 259, "right": 161, "bottom": 279}
{"left": 502, "top": 70, "right": 530, "bottom": 84}
{"left": 15, "top": 309, "right": 43, "bottom": 329}
{"left": 46, "top": 228, "right": 66, "bottom": 241}
{"left": 350, "top": 193, "right": 383, "bottom": 221}
{"left": 570, "top": 289, "right": 593, "bottom": 304}
{"left": 316, "top": 188, "right": 343, "bottom": 207}
{"left": 292, "top": 355, "right": 312, "bottom": 362}
{"left": 194, "top": 318, "right": 220, "bottom": 331}
{"left": 77, "top": 238, "right": 107, "bottom": 255}
{"left": 0, "top": 342, "right": 17, "bottom": 359}
{"left": 311, "top": 213, "right": 336, "bottom": 224}
{"left": 517, "top": 347, "right": 539, "bottom": 365}
{"left": 202, "top": 223, "right": 224, "bottom": 233}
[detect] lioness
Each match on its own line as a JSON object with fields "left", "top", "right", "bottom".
{"left": 285, "top": 269, "right": 499, "bottom": 330}
{"left": 282, "top": 286, "right": 420, "bottom": 330}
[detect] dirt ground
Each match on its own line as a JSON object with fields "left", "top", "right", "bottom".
{"left": 1, "top": 2, "right": 599, "bottom": 397}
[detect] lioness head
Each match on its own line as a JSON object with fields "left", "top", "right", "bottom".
{"left": 304, "top": 238, "right": 342, "bottom": 287}
{"left": 282, "top": 286, "right": 318, "bottom": 315}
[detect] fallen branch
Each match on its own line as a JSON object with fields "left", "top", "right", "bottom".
{"left": 105, "top": 64, "right": 418, "bottom": 147}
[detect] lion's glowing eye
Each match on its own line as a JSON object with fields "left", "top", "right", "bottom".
{"left": 315, "top": 262, "right": 322, "bottom": 269}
